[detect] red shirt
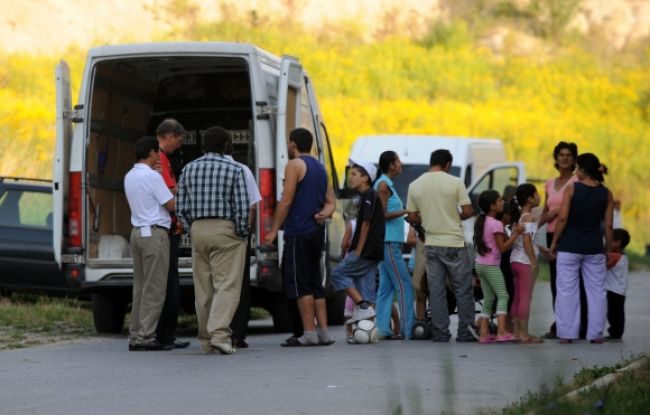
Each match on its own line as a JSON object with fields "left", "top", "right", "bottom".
{"left": 159, "top": 150, "right": 176, "bottom": 189}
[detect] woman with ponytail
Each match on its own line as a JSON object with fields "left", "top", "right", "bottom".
{"left": 374, "top": 151, "right": 415, "bottom": 340}
{"left": 550, "top": 153, "right": 614, "bottom": 344}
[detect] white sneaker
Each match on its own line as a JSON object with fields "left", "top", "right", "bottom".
{"left": 350, "top": 304, "right": 375, "bottom": 322}
{"left": 210, "top": 342, "right": 236, "bottom": 355}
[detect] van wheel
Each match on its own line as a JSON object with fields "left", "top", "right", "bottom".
{"left": 92, "top": 293, "right": 127, "bottom": 334}
{"left": 271, "top": 293, "right": 292, "bottom": 333}
{"left": 326, "top": 290, "right": 346, "bottom": 325}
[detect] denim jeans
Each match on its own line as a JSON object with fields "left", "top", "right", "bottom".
{"left": 425, "top": 245, "right": 475, "bottom": 340}
{"left": 331, "top": 252, "right": 378, "bottom": 303}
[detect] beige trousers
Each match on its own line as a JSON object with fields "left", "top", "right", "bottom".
{"left": 129, "top": 227, "right": 169, "bottom": 344}
{"left": 191, "top": 219, "right": 246, "bottom": 349}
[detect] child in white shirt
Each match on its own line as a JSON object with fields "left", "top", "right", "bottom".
{"left": 605, "top": 228, "right": 630, "bottom": 341}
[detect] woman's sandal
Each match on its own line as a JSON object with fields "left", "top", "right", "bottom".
{"left": 559, "top": 338, "right": 573, "bottom": 344}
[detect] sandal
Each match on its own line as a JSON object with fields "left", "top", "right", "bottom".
{"left": 380, "top": 333, "right": 405, "bottom": 340}
{"left": 496, "top": 332, "right": 519, "bottom": 342}
{"left": 479, "top": 337, "right": 495, "bottom": 344}
{"left": 559, "top": 338, "right": 573, "bottom": 344}
{"left": 280, "top": 336, "right": 301, "bottom": 347}
{"left": 590, "top": 338, "right": 606, "bottom": 344}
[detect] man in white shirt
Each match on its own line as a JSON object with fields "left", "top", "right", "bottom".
{"left": 223, "top": 139, "right": 261, "bottom": 348}
{"left": 124, "top": 136, "right": 176, "bottom": 351}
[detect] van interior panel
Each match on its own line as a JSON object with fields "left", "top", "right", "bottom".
{"left": 86, "top": 57, "right": 253, "bottom": 261}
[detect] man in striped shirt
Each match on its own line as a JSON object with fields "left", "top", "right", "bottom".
{"left": 177, "top": 126, "right": 249, "bottom": 355}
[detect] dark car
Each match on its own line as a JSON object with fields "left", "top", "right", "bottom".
{"left": 0, "top": 177, "right": 69, "bottom": 295}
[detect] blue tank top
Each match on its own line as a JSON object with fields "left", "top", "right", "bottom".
{"left": 374, "top": 174, "right": 405, "bottom": 243}
{"left": 557, "top": 182, "right": 608, "bottom": 255}
{"left": 284, "top": 156, "right": 327, "bottom": 237}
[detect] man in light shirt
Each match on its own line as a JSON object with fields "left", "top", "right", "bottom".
{"left": 406, "top": 149, "right": 476, "bottom": 343}
{"left": 124, "top": 136, "right": 176, "bottom": 351}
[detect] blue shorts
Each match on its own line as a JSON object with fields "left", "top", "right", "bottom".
{"left": 331, "top": 252, "right": 378, "bottom": 303}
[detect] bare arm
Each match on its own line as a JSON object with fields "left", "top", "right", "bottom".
{"left": 494, "top": 227, "right": 523, "bottom": 253}
{"left": 538, "top": 190, "right": 552, "bottom": 226}
{"left": 549, "top": 183, "right": 574, "bottom": 254}
{"left": 523, "top": 232, "right": 539, "bottom": 276}
{"left": 314, "top": 185, "right": 336, "bottom": 224}
{"left": 354, "top": 220, "right": 370, "bottom": 257}
{"left": 377, "top": 181, "right": 406, "bottom": 220}
{"left": 406, "top": 226, "right": 418, "bottom": 247}
{"left": 163, "top": 198, "right": 175, "bottom": 212}
{"left": 459, "top": 204, "right": 473, "bottom": 220}
{"left": 407, "top": 212, "right": 421, "bottom": 225}
{"left": 263, "top": 160, "right": 301, "bottom": 245}
{"left": 340, "top": 222, "right": 352, "bottom": 258}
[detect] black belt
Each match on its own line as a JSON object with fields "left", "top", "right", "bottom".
{"left": 137, "top": 224, "right": 169, "bottom": 230}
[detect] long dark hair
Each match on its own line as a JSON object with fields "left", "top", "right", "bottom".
{"left": 577, "top": 153, "right": 607, "bottom": 183}
{"left": 507, "top": 183, "right": 538, "bottom": 224}
{"left": 474, "top": 190, "right": 500, "bottom": 256}
{"left": 378, "top": 151, "right": 398, "bottom": 175}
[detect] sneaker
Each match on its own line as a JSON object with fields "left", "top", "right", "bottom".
{"left": 346, "top": 335, "right": 357, "bottom": 345}
{"left": 432, "top": 336, "right": 451, "bottom": 343}
{"left": 350, "top": 304, "right": 376, "bottom": 322}
{"left": 210, "top": 342, "right": 236, "bottom": 355}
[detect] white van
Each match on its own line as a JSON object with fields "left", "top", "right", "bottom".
{"left": 347, "top": 135, "right": 526, "bottom": 245}
{"left": 53, "top": 42, "right": 347, "bottom": 333}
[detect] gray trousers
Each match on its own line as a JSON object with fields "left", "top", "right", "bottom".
{"left": 425, "top": 245, "right": 475, "bottom": 340}
{"left": 129, "top": 227, "right": 169, "bottom": 344}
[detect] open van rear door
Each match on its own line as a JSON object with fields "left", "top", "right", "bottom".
{"left": 463, "top": 162, "right": 526, "bottom": 245}
{"left": 275, "top": 56, "right": 303, "bottom": 261}
{"left": 53, "top": 60, "right": 72, "bottom": 268}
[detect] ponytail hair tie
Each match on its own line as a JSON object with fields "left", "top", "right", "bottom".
{"left": 598, "top": 164, "right": 608, "bottom": 175}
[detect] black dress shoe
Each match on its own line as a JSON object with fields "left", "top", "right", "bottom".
{"left": 130, "top": 341, "right": 173, "bottom": 351}
{"left": 172, "top": 339, "right": 191, "bottom": 349}
{"left": 232, "top": 338, "right": 249, "bottom": 349}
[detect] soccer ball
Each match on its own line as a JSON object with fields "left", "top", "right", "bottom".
{"left": 352, "top": 319, "right": 378, "bottom": 344}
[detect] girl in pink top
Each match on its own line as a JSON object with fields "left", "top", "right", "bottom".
{"left": 473, "top": 190, "right": 522, "bottom": 343}
{"left": 539, "top": 141, "right": 579, "bottom": 338}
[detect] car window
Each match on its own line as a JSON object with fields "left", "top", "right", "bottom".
{"left": 0, "top": 189, "right": 52, "bottom": 230}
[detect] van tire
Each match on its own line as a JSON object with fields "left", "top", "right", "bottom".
{"left": 271, "top": 293, "right": 292, "bottom": 333}
{"left": 92, "top": 293, "right": 127, "bottom": 334}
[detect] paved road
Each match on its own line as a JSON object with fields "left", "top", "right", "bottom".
{"left": 1, "top": 272, "right": 649, "bottom": 415}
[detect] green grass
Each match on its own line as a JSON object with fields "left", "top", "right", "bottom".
{"left": 0, "top": 293, "right": 94, "bottom": 349}
{"left": 490, "top": 356, "right": 650, "bottom": 415}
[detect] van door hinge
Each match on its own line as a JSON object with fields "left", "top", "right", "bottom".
{"left": 255, "top": 101, "right": 276, "bottom": 120}
{"left": 64, "top": 108, "right": 84, "bottom": 123}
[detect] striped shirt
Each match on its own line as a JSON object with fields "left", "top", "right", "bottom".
{"left": 177, "top": 153, "right": 250, "bottom": 237}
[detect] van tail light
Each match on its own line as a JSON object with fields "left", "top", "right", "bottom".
{"left": 68, "top": 171, "right": 82, "bottom": 248}
{"left": 258, "top": 168, "right": 276, "bottom": 245}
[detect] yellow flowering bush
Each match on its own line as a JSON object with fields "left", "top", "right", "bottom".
{"left": 0, "top": 22, "right": 648, "bottom": 252}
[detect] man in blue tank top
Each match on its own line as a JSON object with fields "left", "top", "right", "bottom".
{"left": 264, "top": 128, "right": 336, "bottom": 346}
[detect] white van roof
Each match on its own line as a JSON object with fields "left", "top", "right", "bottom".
{"left": 87, "top": 42, "right": 280, "bottom": 63}
{"left": 349, "top": 135, "right": 504, "bottom": 167}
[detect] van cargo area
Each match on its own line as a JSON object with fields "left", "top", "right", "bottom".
{"left": 86, "top": 56, "right": 255, "bottom": 263}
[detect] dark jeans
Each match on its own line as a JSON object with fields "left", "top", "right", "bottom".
{"left": 547, "top": 233, "right": 588, "bottom": 338}
{"left": 230, "top": 237, "right": 251, "bottom": 341}
{"left": 156, "top": 233, "right": 180, "bottom": 344}
{"left": 607, "top": 290, "right": 625, "bottom": 338}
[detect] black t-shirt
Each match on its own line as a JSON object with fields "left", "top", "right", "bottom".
{"left": 350, "top": 187, "right": 385, "bottom": 261}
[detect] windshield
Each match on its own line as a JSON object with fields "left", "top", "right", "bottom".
{"left": 391, "top": 164, "right": 461, "bottom": 202}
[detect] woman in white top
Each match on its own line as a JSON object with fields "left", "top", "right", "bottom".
{"left": 510, "top": 184, "right": 543, "bottom": 343}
